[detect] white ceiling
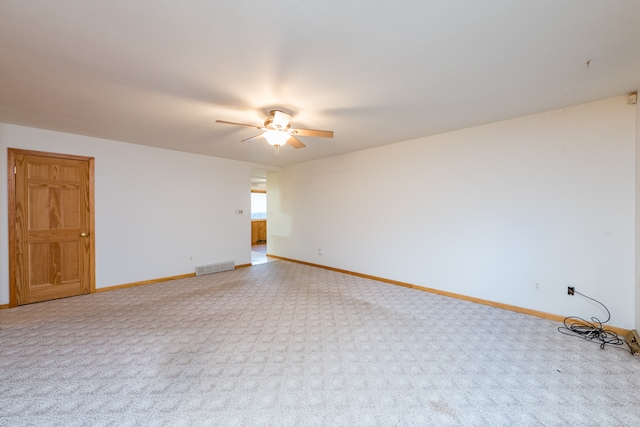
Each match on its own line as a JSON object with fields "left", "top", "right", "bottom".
{"left": 1, "top": 0, "right": 639, "bottom": 168}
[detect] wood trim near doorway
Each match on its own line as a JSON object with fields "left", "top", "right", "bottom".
{"left": 7, "top": 148, "right": 96, "bottom": 307}
{"left": 7, "top": 150, "right": 16, "bottom": 307}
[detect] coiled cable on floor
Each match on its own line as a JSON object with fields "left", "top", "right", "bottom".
{"left": 557, "top": 290, "right": 631, "bottom": 353}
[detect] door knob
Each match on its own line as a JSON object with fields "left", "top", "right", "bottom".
{"left": 80, "top": 232, "right": 87, "bottom": 237}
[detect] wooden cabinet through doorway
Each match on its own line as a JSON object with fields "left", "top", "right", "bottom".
{"left": 251, "top": 220, "right": 266, "bottom": 244}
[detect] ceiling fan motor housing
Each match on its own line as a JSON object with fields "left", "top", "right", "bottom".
{"left": 264, "top": 110, "right": 292, "bottom": 131}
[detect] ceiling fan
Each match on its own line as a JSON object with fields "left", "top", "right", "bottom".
{"left": 216, "top": 110, "right": 333, "bottom": 152}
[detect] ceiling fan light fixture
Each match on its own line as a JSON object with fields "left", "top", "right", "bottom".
{"left": 264, "top": 130, "right": 290, "bottom": 147}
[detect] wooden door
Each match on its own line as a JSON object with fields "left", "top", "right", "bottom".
{"left": 251, "top": 220, "right": 266, "bottom": 244}
{"left": 9, "top": 149, "right": 94, "bottom": 306}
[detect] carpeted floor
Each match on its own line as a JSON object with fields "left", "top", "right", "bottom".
{"left": 1, "top": 260, "right": 639, "bottom": 426}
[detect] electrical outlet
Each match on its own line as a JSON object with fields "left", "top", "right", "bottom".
{"left": 533, "top": 281, "right": 541, "bottom": 292}
{"left": 318, "top": 249, "right": 323, "bottom": 255}
{"left": 567, "top": 286, "right": 575, "bottom": 295}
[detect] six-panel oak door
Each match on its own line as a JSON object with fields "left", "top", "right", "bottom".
{"left": 13, "top": 151, "right": 93, "bottom": 305}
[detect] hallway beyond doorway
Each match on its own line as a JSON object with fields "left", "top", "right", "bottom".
{"left": 251, "top": 243, "right": 275, "bottom": 265}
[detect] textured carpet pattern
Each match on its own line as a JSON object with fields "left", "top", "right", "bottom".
{"left": 1, "top": 260, "right": 639, "bottom": 426}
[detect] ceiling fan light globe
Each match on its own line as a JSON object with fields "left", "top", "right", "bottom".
{"left": 264, "top": 130, "right": 290, "bottom": 146}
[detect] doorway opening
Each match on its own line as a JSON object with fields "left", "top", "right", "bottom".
{"left": 251, "top": 190, "right": 267, "bottom": 264}
{"left": 250, "top": 169, "right": 276, "bottom": 265}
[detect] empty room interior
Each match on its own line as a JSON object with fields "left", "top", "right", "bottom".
{"left": 1, "top": 1, "right": 640, "bottom": 426}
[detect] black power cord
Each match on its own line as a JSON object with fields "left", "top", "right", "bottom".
{"left": 557, "top": 289, "right": 632, "bottom": 353}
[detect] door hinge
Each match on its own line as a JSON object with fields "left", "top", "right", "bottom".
{"left": 14, "top": 166, "right": 17, "bottom": 174}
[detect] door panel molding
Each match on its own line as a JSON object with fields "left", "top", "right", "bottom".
{"left": 7, "top": 148, "right": 95, "bottom": 307}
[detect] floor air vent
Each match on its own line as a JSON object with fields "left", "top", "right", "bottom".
{"left": 195, "top": 261, "right": 235, "bottom": 276}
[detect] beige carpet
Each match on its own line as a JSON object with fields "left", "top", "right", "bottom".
{"left": 1, "top": 260, "right": 639, "bottom": 426}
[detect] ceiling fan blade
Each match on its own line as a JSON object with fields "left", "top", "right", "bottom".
{"left": 287, "top": 136, "right": 306, "bottom": 149}
{"left": 216, "top": 120, "right": 263, "bottom": 130}
{"left": 241, "top": 134, "right": 265, "bottom": 143}
{"left": 289, "top": 128, "right": 334, "bottom": 138}
{"left": 271, "top": 110, "right": 292, "bottom": 129}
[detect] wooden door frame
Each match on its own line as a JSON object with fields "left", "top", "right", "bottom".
{"left": 7, "top": 148, "right": 96, "bottom": 307}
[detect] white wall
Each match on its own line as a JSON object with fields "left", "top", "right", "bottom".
{"left": 268, "top": 96, "right": 637, "bottom": 329}
{"left": 0, "top": 124, "right": 253, "bottom": 304}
